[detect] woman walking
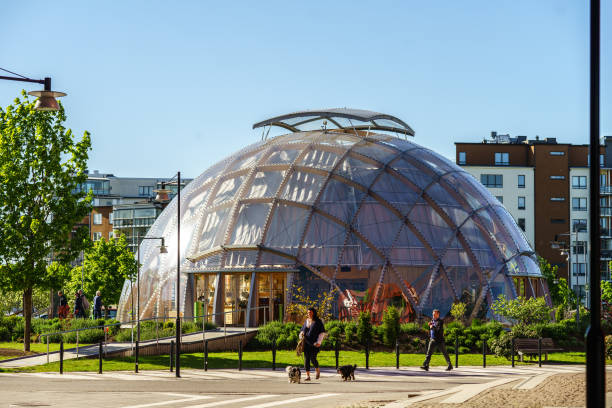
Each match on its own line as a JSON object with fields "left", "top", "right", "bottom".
{"left": 299, "top": 307, "right": 326, "bottom": 381}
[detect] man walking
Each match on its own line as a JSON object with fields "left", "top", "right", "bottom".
{"left": 420, "top": 309, "right": 453, "bottom": 371}
{"left": 93, "top": 290, "right": 103, "bottom": 319}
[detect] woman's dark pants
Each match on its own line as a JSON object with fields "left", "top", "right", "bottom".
{"left": 303, "top": 343, "right": 319, "bottom": 371}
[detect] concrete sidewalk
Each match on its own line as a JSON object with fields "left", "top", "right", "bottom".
{"left": 0, "top": 326, "right": 257, "bottom": 368}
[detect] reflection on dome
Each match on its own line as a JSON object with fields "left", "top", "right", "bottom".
{"left": 118, "top": 109, "right": 548, "bottom": 325}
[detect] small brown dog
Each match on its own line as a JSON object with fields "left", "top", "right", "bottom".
{"left": 286, "top": 366, "right": 301, "bottom": 384}
{"left": 337, "top": 364, "right": 357, "bottom": 381}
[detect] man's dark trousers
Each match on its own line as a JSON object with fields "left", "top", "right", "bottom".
{"left": 423, "top": 338, "right": 452, "bottom": 368}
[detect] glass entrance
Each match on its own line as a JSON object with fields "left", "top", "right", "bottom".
{"left": 224, "top": 273, "right": 251, "bottom": 325}
{"left": 257, "top": 272, "right": 286, "bottom": 324}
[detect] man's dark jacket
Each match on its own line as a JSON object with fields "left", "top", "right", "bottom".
{"left": 429, "top": 317, "right": 445, "bottom": 342}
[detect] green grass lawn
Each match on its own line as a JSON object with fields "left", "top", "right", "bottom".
{"left": 0, "top": 350, "right": 593, "bottom": 373}
{"left": 0, "top": 342, "right": 91, "bottom": 361}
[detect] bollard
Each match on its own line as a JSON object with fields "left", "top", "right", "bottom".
{"left": 99, "top": 342, "right": 103, "bottom": 374}
{"left": 76, "top": 330, "right": 79, "bottom": 360}
{"left": 511, "top": 338, "right": 515, "bottom": 368}
{"left": 455, "top": 336, "right": 459, "bottom": 368}
{"left": 272, "top": 339, "right": 277, "bottom": 371}
{"left": 135, "top": 341, "right": 139, "bottom": 373}
{"left": 482, "top": 340, "right": 487, "bottom": 368}
{"left": 395, "top": 339, "right": 400, "bottom": 369}
{"left": 204, "top": 340, "right": 208, "bottom": 371}
{"left": 238, "top": 340, "right": 243, "bottom": 371}
{"left": 335, "top": 340, "right": 340, "bottom": 370}
{"left": 59, "top": 340, "right": 64, "bottom": 374}
{"left": 365, "top": 341, "right": 370, "bottom": 370}
{"left": 170, "top": 340, "right": 175, "bottom": 372}
{"left": 538, "top": 337, "right": 543, "bottom": 367}
{"left": 46, "top": 335, "right": 50, "bottom": 364}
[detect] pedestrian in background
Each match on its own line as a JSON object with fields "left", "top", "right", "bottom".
{"left": 93, "top": 290, "right": 103, "bottom": 319}
{"left": 420, "top": 309, "right": 453, "bottom": 371}
{"left": 74, "top": 291, "right": 85, "bottom": 318}
{"left": 299, "top": 307, "right": 326, "bottom": 381}
{"left": 57, "top": 290, "right": 69, "bottom": 319}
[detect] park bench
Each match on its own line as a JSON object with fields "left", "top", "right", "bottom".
{"left": 514, "top": 338, "right": 563, "bottom": 362}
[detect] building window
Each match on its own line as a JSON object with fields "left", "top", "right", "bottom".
{"left": 109, "top": 212, "right": 113, "bottom": 225}
{"left": 572, "top": 197, "right": 587, "bottom": 211}
{"left": 572, "top": 176, "right": 587, "bottom": 189}
{"left": 601, "top": 154, "right": 605, "bottom": 167}
{"left": 572, "top": 241, "right": 586, "bottom": 255}
{"left": 93, "top": 213, "right": 102, "bottom": 225}
{"left": 495, "top": 196, "right": 503, "bottom": 204}
{"left": 480, "top": 174, "right": 503, "bottom": 188}
{"left": 92, "top": 232, "right": 102, "bottom": 241}
{"left": 572, "top": 219, "right": 587, "bottom": 232}
{"left": 550, "top": 197, "right": 565, "bottom": 202}
{"left": 550, "top": 218, "right": 566, "bottom": 224}
{"left": 139, "top": 186, "right": 153, "bottom": 196}
{"left": 550, "top": 151, "right": 565, "bottom": 156}
{"left": 601, "top": 174, "right": 607, "bottom": 187}
{"left": 550, "top": 175, "right": 565, "bottom": 180}
{"left": 458, "top": 152, "right": 466, "bottom": 165}
{"left": 494, "top": 152, "right": 509, "bottom": 166}
{"left": 518, "top": 197, "right": 526, "bottom": 209}
{"left": 109, "top": 231, "right": 114, "bottom": 240}
{"left": 517, "top": 218, "right": 525, "bottom": 231}
{"left": 572, "top": 263, "right": 586, "bottom": 276}
{"left": 518, "top": 175, "right": 525, "bottom": 188}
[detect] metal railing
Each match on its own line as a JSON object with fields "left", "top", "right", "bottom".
{"left": 39, "top": 306, "right": 270, "bottom": 364}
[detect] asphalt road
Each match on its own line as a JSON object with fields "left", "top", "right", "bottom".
{"left": 0, "top": 365, "right": 585, "bottom": 408}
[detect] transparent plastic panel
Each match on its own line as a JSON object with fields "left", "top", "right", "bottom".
{"left": 317, "top": 133, "right": 359, "bottom": 148}
{"left": 246, "top": 170, "right": 286, "bottom": 199}
{"left": 389, "top": 225, "right": 434, "bottom": 265}
{"left": 259, "top": 251, "right": 296, "bottom": 266}
{"left": 198, "top": 207, "right": 231, "bottom": 252}
{"left": 225, "top": 250, "right": 258, "bottom": 267}
{"left": 521, "top": 255, "right": 542, "bottom": 277}
{"left": 352, "top": 141, "right": 400, "bottom": 165}
{"left": 492, "top": 206, "right": 532, "bottom": 253}
{"left": 335, "top": 156, "right": 381, "bottom": 188}
{"left": 475, "top": 207, "right": 517, "bottom": 259}
{"left": 280, "top": 171, "right": 325, "bottom": 204}
{"left": 444, "top": 266, "right": 482, "bottom": 303}
{"left": 489, "top": 272, "right": 513, "bottom": 307}
{"left": 391, "top": 158, "right": 433, "bottom": 190}
{"left": 442, "top": 172, "right": 490, "bottom": 210}
{"left": 227, "top": 148, "right": 267, "bottom": 172}
{"left": 298, "top": 148, "right": 340, "bottom": 171}
{"left": 266, "top": 148, "right": 300, "bottom": 165}
{"left": 317, "top": 178, "right": 366, "bottom": 223}
{"left": 300, "top": 213, "right": 346, "bottom": 265}
{"left": 230, "top": 203, "right": 272, "bottom": 245}
{"left": 375, "top": 136, "right": 419, "bottom": 153}
{"left": 409, "top": 203, "right": 454, "bottom": 255}
{"left": 184, "top": 187, "right": 210, "bottom": 221}
{"left": 354, "top": 202, "right": 403, "bottom": 251}
{"left": 213, "top": 175, "right": 246, "bottom": 206}
{"left": 263, "top": 203, "right": 310, "bottom": 256}
{"left": 371, "top": 171, "right": 421, "bottom": 215}
{"left": 419, "top": 269, "right": 455, "bottom": 317}
{"left": 441, "top": 237, "right": 472, "bottom": 267}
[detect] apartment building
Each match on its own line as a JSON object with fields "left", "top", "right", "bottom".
{"left": 456, "top": 132, "right": 610, "bottom": 305}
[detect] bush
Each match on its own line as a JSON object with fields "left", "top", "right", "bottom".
{"left": 400, "top": 322, "right": 424, "bottom": 336}
{"left": 181, "top": 321, "right": 197, "bottom": 334}
{"left": 605, "top": 336, "right": 612, "bottom": 359}
{"left": 344, "top": 322, "right": 357, "bottom": 343}
{"left": 382, "top": 306, "right": 400, "bottom": 347}
{"left": 163, "top": 321, "right": 175, "bottom": 330}
{"left": 488, "top": 331, "right": 513, "bottom": 359}
{"left": 253, "top": 321, "right": 300, "bottom": 350}
{"left": 0, "top": 326, "right": 10, "bottom": 341}
{"left": 356, "top": 312, "right": 373, "bottom": 346}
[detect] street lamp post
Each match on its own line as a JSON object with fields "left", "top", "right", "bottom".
{"left": 136, "top": 237, "right": 167, "bottom": 347}
{"left": 155, "top": 172, "right": 182, "bottom": 378}
{"left": 0, "top": 67, "right": 66, "bottom": 111}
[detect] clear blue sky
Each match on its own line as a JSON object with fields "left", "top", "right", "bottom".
{"left": 1, "top": 1, "right": 610, "bottom": 179}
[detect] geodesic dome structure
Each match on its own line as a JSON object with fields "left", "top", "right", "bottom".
{"left": 118, "top": 109, "right": 546, "bottom": 324}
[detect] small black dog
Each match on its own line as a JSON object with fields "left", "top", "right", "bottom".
{"left": 285, "top": 365, "right": 301, "bottom": 384}
{"left": 337, "top": 364, "right": 357, "bottom": 381}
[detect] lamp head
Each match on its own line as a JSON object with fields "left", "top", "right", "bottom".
{"left": 154, "top": 182, "right": 171, "bottom": 203}
{"left": 159, "top": 244, "right": 168, "bottom": 254}
{"left": 27, "top": 77, "right": 66, "bottom": 111}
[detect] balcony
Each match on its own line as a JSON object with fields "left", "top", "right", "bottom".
{"left": 602, "top": 207, "right": 612, "bottom": 216}
{"left": 602, "top": 186, "right": 612, "bottom": 195}
{"left": 602, "top": 229, "right": 612, "bottom": 238}
{"left": 601, "top": 250, "right": 612, "bottom": 260}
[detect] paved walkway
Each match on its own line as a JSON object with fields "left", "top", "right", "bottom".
{"left": 0, "top": 327, "right": 256, "bottom": 368}
{"left": 0, "top": 365, "right": 595, "bottom": 408}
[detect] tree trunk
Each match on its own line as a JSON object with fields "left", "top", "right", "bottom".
{"left": 23, "top": 287, "right": 32, "bottom": 352}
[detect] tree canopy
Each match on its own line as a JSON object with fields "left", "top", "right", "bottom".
{"left": 0, "top": 93, "right": 91, "bottom": 350}
{"left": 66, "top": 236, "right": 137, "bottom": 308}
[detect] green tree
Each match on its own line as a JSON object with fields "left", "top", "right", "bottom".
{"left": 0, "top": 94, "right": 91, "bottom": 350}
{"left": 539, "top": 256, "right": 575, "bottom": 308}
{"left": 491, "top": 294, "right": 552, "bottom": 326}
{"left": 381, "top": 306, "right": 400, "bottom": 347}
{"left": 602, "top": 280, "right": 612, "bottom": 305}
{"left": 450, "top": 301, "right": 467, "bottom": 323}
{"left": 0, "top": 287, "right": 50, "bottom": 316}
{"left": 356, "top": 311, "right": 373, "bottom": 346}
{"left": 66, "top": 236, "right": 137, "bottom": 308}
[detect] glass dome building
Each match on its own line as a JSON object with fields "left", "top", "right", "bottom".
{"left": 118, "top": 109, "right": 547, "bottom": 325}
